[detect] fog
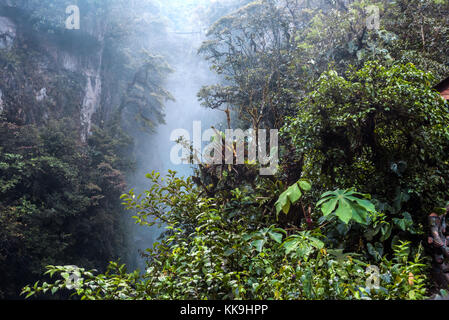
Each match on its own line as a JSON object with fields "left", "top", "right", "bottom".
{"left": 125, "top": 0, "right": 227, "bottom": 271}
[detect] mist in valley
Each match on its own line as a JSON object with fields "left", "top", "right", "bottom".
{"left": 125, "top": 0, "right": 228, "bottom": 271}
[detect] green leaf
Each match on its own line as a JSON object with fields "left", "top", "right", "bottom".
{"left": 321, "top": 197, "right": 338, "bottom": 216}
{"left": 309, "top": 237, "right": 324, "bottom": 249}
{"left": 380, "top": 224, "right": 393, "bottom": 241}
{"left": 224, "top": 248, "right": 235, "bottom": 256}
{"left": 252, "top": 239, "right": 265, "bottom": 253}
{"left": 317, "top": 189, "right": 375, "bottom": 225}
{"left": 320, "top": 190, "right": 337, "bottom": 199}
{"left": 367, "top": 242, "right": 384, "bottom": 261}
{"left": 275, "top": 200, "right": 284, "bottom": 215}
{"left": 298, "top": 180, "right": 312, "bottom": 191}
{"left": 275, "top": 181, "right": 308, "bottom": 216}
{"left": 275, "top": 192, "right": 290, "bottom": 215}
{"left": 335, "top": 198, "right": 353, "bottom": 224}
{"left": 268, "top": 231, "right": 283, "bottom": 243}
{"left": 351, "top": 204, "right": 368, "bottom": 225}
{"left": 286, "top": 183, "right": 302, "bottom": 204}
{"left": 283, "top": 239, "right": 298, "bottom": 255}
{"left": 346, "top": 197, "right": 376, "bottom": 213}
{"left": 282, "top": 200, "right": 291, "bottom": 214}
{"left": 393, "top": 212, "right": 414, "bottom": 232}
{"left": 25, "top": 292, "right": 35, "bottom": 299}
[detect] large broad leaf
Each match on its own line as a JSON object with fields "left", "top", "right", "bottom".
{"left": 252, "top": 239, "right": 265, "bottom": 253}
{"left": 268, "top": 230, "right": 283, "bottom": 244}
{"left": 334, "top": 198, "right": 353, "bottom": 224}
{"left": 298, "top": 180, "right": 312, "bottom": 191}
{"left": 345, "top": 196, "right": 376, "bottom": 213}
{"left": 393, "top": 212, "right": 414, "bottom": 232}
{"left": 286, "top": 183, "right": 302, "bottom": 204}
{"left": 275, "top": 192, "right": 290, "bottom": 214}
{"left": 317, "top": 189, "right": 375, "bottom": 225}
{"left": 392, "top": 190, "right": 410, "bottom": 214}
{"left": 367, "top": 242, "right": 384, "bottom": 261}
{"left": 309, "top": 237, "right": 324, "bottom": 250}
{"left": 250, "top": 226, "right": 286, "bottom": 252}
{"left": 275, "top": 180, "right": 311, "bottom": 216}
{"left": 283, "top": 239, "right": 299, "bottom": 255}
{"left": 351, "top": 204, "right": 369, "bottom": 225}
{"left": 321, "top": 197, "right": 338, "bottom": 216}
{"left": 380, "top": 223, "right": 393, "bottom": 241}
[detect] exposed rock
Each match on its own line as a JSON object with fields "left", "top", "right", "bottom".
{"left": 36, "top": 88, "right": 47, "bottom": 102}
{"left": 0, "top": 3, "right": 123, "bottom": 142}
{"left": 0, "top": 89, "right": 3, "bottom": 113}
{"left": 0, "top": 16, "right": 16, "bottom": 50}
{"left": 81, "top": 71, "right": 102, "bottom": 142}
{"left": 61, "top": 52, "right": 79, "bottom": 72}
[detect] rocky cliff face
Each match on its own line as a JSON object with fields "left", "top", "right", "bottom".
{"left": 0, "top": 3, "right": 112, "bottom": 141}
{"left": 0, "top": 16, "right": 15, "bottom": 50}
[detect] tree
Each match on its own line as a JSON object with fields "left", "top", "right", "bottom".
{"left": 198, "top": 0, "right": 304, "bottom": 130}
{"left": 0, "top": 117, "right": 132, "bottom": 299}
{"left": 283, "top": 61, "right": 449, "bottom": 228}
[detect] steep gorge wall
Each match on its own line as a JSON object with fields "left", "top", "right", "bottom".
{"left": 0, "top": 3, "right": 112, "bottom": 141}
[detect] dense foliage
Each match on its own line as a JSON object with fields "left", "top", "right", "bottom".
{"left": 22, "top": 171, "right": 429, "bottom": 300}
{"left": 0, "top": 116, "right": 133, "bottom": 299}
{"left": 284, "top": 61, "right": 449, "bottom": 229}
{"left": 0, "top": 0, "right": 173, "bottom": 298}
{"left": 9, "top": 0, "right": 449, "bottom": 300}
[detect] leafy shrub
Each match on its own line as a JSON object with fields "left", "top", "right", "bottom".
{"left": 282, "top": 61, "right": 449, "bottom": 239}
{"left": 22, "top": 172, "right": 430, "bottom": 300}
